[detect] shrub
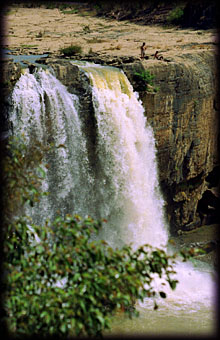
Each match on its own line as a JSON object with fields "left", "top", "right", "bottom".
{"left": 167, "top": 6, "right": 184, "bottom": 25}
{"left": 59, "top": 45, "right": 82, "bottom": 57}
{"left": 2, "top": 137, "right": 199, "bottom": 337}
{"left": 134, "top": 70, "right": 154, "bottom": 86}
{"left": 134, "top": 70, "right": 159, "bottom": 92}
{"left": 58, "top": 4, "right": 70, "bottom": 11}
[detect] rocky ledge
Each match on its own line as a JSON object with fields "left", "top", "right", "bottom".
{"left": 1, "top": 50, "right": 219, "bottom": 243}
{"left": 122, "top": 51, "right": 219, "bottom": 236}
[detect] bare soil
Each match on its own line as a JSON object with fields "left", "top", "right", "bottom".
{"left": 2, "top": 5, "right": 217, "bottom": 60}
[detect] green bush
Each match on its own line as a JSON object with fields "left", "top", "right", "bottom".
{"left": 134, "top": 70, "right": 154, "bottom": 86}
{"left": 134, "top": 70, "right": 159, "bottom": 92}
{"left": 2, "top": 138, "right": 199, "bottom": 337}
{"left": 167, "top": 6, "right": 184, "bottom": 25}
{"left": 59, "top": 45, "right": 82, "bottom": 57}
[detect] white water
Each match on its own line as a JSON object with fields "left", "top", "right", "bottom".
{"left": 109, "top": 259, "right": 217, "bottom": 336}
{"left": 9, "top": 68, "right": 94, "bottom": 223}
{"left": 9, "top": 65, "right": 216, "bottom": 335}
{"left": 77, "top": 63, "right": 168, "bottom": 249}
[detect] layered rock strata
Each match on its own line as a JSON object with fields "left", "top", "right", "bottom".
{"left": 1, "top": 51, "right": 219, "bottom": 236}
{"left": 123, "top": 51, "right": 219, "bottom": 233}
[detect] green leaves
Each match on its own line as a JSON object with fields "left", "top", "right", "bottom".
{"left": 3, "top": 137, "right": 196, "bottom": 338}
{"left": 134, "top": 70, "right": 156, "bottom": 91}
{"left": 168, "top": 279, "right": 178, "bottom": 291}
{"left": 37, "top": 166, "right": 46, "bottom": 178}
{"left": 59, "top": 44, "right": 83, "bottom": 56}
{"left": 4, "top": 211, "right": 182, "bottom": 337}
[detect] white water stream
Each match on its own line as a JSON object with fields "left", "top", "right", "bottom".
{"left": 9, "top": 68, "right": 94, "bottom": 223}
{"left": 9, "top": 65, "right": 217, "bottom": 336}
{"left": 76, "top": 62, "right": 168, "bottom": 249}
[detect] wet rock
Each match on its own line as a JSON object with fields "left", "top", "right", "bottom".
{"left": 173, "top": 223, "right": 219, "bottom": 267}
{"left": 2, "top": 51, "right": 219, "bottom": 235}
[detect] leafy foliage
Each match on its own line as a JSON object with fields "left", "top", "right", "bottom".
{"left": 167, "top": 6, "right": 184, "bottom": 25}
{"left": 2, "top": 138, "right": 199, "bottom": 338}
{"left": 2, "top": 136, "right": 49, "bottom": 224}
{"left": 134, "top": 70, "right": 158, "bottom": 92}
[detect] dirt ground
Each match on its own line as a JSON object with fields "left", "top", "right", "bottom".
{"left": 2, "top": 5, "right": 217, "bottom": 59}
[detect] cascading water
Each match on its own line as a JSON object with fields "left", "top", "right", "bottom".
{"left": 75, "top": 63, "right": 168, "bottom": 249}
{"left": 10, "top": 65, "right": 168, "bottom": 249}
{"left": 9, "top": 68, "right": 94, "bottom": 224}
{"left": 76, "top": 64, "right": 216, "bottom": 335}
{"left": 9, "top": 64, "right": 216, "bottom": 335}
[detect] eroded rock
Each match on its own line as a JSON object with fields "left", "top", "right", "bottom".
{"left": 132, "top": 51, "right": 219, "bottom": 233}
{"left": 2, "top": 51, "right": 219, "bottom": 235}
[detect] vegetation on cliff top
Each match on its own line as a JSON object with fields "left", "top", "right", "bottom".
{"left": 59, "top": 44, "right": 83, "bottom": 56}
{"left": 9, "top": 0, "right": 216, "bottom": 29}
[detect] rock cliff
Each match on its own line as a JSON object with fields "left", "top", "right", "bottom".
{"left": 1, "top": 50, "right": 219, "bottom": 236}
{"left": 123, "top": 51, "right": 219, "bottom": 234}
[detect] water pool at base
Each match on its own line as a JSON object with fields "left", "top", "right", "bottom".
{"left": 105, "top": 260, "right": 217, "bottom": 337}
{"left": 106, "top": 304, "right": 216, "bottom": 336}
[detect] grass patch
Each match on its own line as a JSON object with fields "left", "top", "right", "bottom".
{"left": 85, "top": 38, "right": 107, "bottom": 44}
{"left": 83, "top": 25, "right": 91, "bottom": 33}
{"left": 62, "top": 9, "right": 78, "bottom": 14}
{"left": 79, "top": 11, "right": 91, "bottom": 17}
{"left": 59, "top": 45, "right": 82, "bottom": 56}
{"left": 3, "top": 9, "right": 17, "bottom": 15}
{"left": 36, "top": 31, "right": 44, "bottom": 38}
{"left": 98, "top": 23, "right": 114, "bottom": 29}
{"left": 21, "top": 44, "right": 38, "bottom": 49}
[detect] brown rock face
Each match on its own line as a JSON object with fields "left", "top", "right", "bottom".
{"left": 123, "top": 51, "right": 219, "bottom": 234}
{"left": 2, "top": 51, "right": 219, "bottom": 234}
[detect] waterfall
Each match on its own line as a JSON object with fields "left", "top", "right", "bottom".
{"left": 9, "top": 65, "right": 216, "bottom": 332}
{"left": 9, "top": 65, "right": 168, "bottom": 249}
{"left": 77, "top": 63, "right": 168, "bottom": 249}
{"left": 9, "top": 69, "right": 94, "bottom": 223}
